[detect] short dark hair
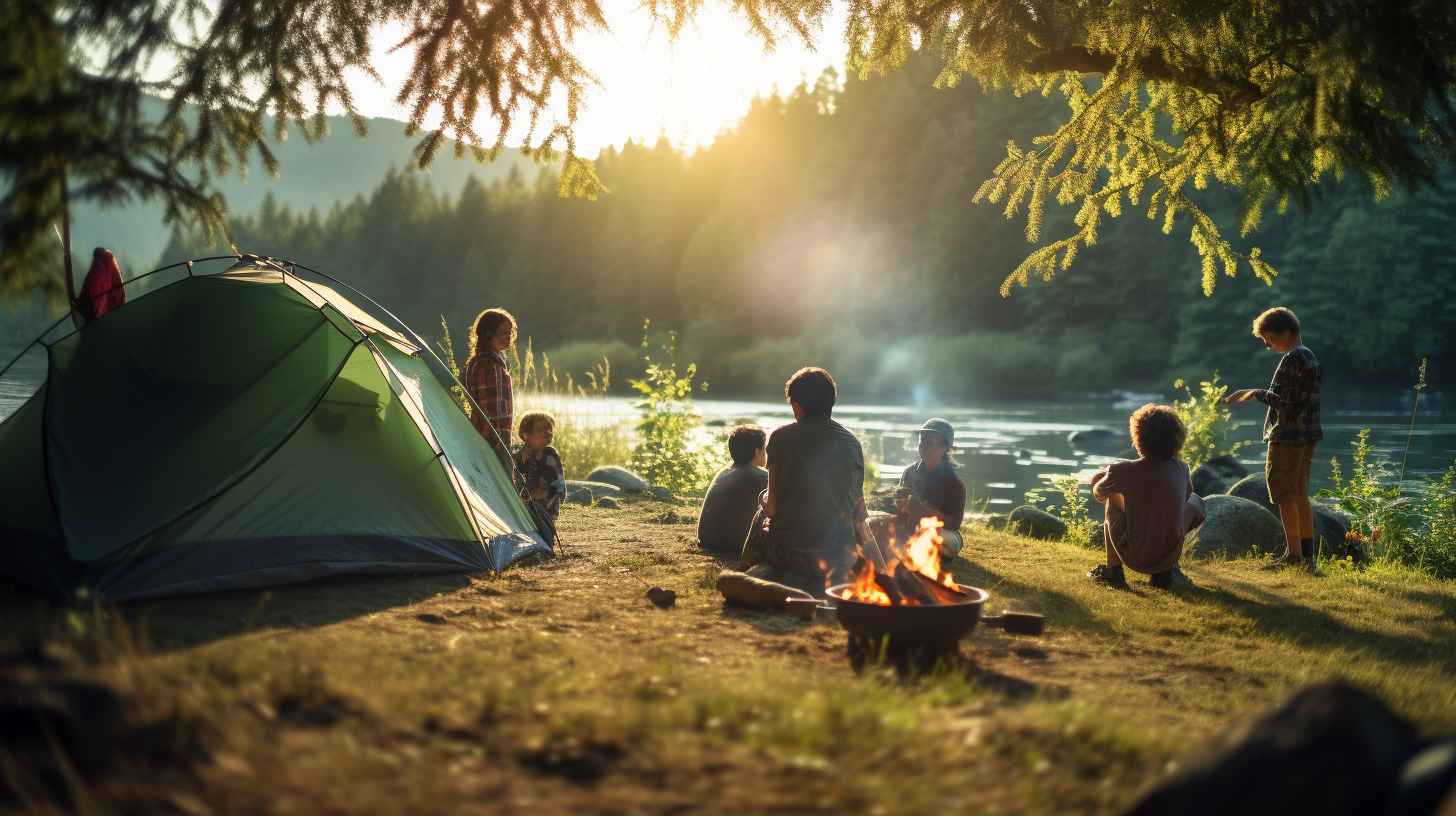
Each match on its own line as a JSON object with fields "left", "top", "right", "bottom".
{"left": 1129, "top": 404, "right": 1186, "bottom": 461}
{"left": 785, "top": 367, "right": 837, "bottom": 418}
{"left": 727, "top": 425, "right": 766, "bottom": 466}
{"left": 518, "top": 411, "right": 554, "bottom": 437}
{"left": 1252, "top": 306, "right": 1300, "bottom": 338}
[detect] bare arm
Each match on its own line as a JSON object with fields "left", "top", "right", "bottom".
{"left": 764, "top": 464, "right": 779, "bottom": 518}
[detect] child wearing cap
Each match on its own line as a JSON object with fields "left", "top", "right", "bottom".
{"left": 871, "top": 417, "right": 967, "bottom": 561}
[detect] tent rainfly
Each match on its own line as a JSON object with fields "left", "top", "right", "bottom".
{"left": 0, "top": 257, "right": 550, "bottom": 601}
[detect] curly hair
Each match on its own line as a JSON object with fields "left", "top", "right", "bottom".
{"left": 1129, "top": 404, "right": 1186, "bottom": 461}
{"left": 1251, "top": 306, "right": 1300, "bottom": 339}
{"left": 784, "top": 367, "right": 837, "bottom": 418}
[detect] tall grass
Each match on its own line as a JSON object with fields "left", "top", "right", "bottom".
{"left": 438, "top": 318, "right": 631, "bottom": 480}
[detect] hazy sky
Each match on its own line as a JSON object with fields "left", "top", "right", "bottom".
{"left": 352, "top": 3, "right": 848, "bottom": 155}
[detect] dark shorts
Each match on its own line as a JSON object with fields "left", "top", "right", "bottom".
{"left": 1266, "top": 443, "right": 1316, "bottom": 504}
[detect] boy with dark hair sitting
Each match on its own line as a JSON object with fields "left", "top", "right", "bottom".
{"left": 696, "top": 426, "right": 768, "bottom": 557}
{"left": 514, "top": 412, "right": 565, "bottom": 528}
{"left": 1224, "top": 306, "right": 1324, "bottom": 570}
{"left": 1088, "top": 404, "right": 1205, "bottom": 590}
{"left": 740, "top": 366, "right": 875, "bottom": 592}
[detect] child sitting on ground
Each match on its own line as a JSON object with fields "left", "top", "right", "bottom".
{"left": 514, "top": 412, "right": 565, "bottom": 527}
{"left": 869, "top": 418, "right": 966, "bottom": 561}
{"left": 1088, "top": 404, "right": 1205, "bottom": 590}
{"left": 697, "top": 426, "right": 769, "bottom": 558}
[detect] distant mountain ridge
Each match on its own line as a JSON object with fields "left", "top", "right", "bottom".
{"left": 71, "top": 106, "right": 540, "bottom": 270}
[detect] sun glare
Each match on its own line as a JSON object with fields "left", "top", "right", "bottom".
{"left": 355, "top": 4, "right": 847, "bottom": 155}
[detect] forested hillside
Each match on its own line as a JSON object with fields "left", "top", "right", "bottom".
{"left": 65, "top": 100, "right": 537, "bottom": 275}
{"left": 160, "top": 52, "right": 1454, "bottom": 400}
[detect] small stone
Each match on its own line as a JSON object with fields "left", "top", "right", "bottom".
{"left": 596, "top": 497, "right": 620, "bottom": 510}
{"left": 646, "top": 587, "right": 677, "bottom": 609}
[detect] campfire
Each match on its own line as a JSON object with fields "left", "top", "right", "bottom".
{"left": 837, "top": 517, "right": 969, "bottom": 606}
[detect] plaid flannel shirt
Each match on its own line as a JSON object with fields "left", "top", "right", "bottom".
{"left": 465, "top": 350, "right": 513, "bottom": 454}
{"left": 1255, "top": 346, "right": 1323, "bottom": 444}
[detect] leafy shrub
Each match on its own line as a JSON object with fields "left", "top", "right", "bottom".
{"left": 629, "top": 322, "right": 725, "bottom": 495}
{"left": 1170, "top": 372, "right": 1248, "bottom": 469}
{"left": 1026, "top": 475, "right": 1099, "bottom": 548}
{"left": 1320, "top": 429, "right": 1456, "bottom": 580}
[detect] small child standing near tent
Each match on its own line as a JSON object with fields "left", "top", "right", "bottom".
{"left": 464, "top": 307, "right": 517, "bottom": 476}
{"left": 514, "top": 412, "right": 566, "bottom": 533}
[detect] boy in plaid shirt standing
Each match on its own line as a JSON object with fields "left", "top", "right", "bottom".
{"left": 1225, "top": 306, "right": 1324, "bottom": 570}
{"left": 464, "top": 307, "right": 517, "bottom": 477}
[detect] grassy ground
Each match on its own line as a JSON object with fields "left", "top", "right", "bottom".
{"left": 4, "top": 499, "right": 1455, "bottom": 815}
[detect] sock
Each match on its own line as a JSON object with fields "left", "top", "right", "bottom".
{"left": 1301, "top": 537, "right": 1316, "bottom": 562}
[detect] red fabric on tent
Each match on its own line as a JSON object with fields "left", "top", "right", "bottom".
{"left": 77, "top": 249, "right": 125, "bottom": 321}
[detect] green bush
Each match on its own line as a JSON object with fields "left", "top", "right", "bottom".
{"left": 628, "top": 322, "right": 726, "bottom": 495}
{"left": 1026, "top": 474, "right": 1099, "bottom": 548}
{"left": 1170, "top": 372, "right": 1249, "bottom": 469}
{"left": 1319, "top": 429, "right": 1456, "bottom": 580}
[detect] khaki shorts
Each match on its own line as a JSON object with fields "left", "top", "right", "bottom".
{"left": 1266, "top": 443, "right": 1316, "bottom": 504}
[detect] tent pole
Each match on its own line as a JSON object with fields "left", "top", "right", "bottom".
{"left": 59, "top": 167, "right": 79, "bottom": 329}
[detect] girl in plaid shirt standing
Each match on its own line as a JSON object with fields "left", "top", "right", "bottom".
{"left": 464, "top": 307, "right": 517, "bottom": 477}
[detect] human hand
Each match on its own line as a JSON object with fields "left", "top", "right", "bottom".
{"left": 1223, "top": 389, "right": 1257, "bottom": 405}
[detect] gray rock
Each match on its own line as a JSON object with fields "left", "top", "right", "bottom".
{"left": 1184, "top": 495, "right": 1285, "bottom": 558}
{"left": 1008, "top": 505, "right": 1068, "bottom": 540}
{"left": 1067, "top": 429, "right": 1125, "bottom": 452}
{"left": 1204, "top": 454, "right": 1250, "bottom": 481}
{"left": 585, "top": 466, "right": 651, "bottom": 493}
{"left": 1192, "top": 464, "right": 1230, "bottom": 498}
{"left": 596, "top": 497, "right": 620, "bottom": 510}
{"left": 1312, "top": 502, "right": 1351, "bottom": 561}
{"left": 650, "top": 485, "right": 674, "bottom": 502}
{"left": 564, "top": 480, "right": 623, "bottom": 505}
{"left": 1228, "top": 474, "right": 1276, "bottom": 514}
{"left": 1125, "top": 682, "right": 1422, "bottom": 816}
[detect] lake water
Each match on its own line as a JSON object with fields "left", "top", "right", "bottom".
{"left": 4, "top": 355, "right": 1452, "bottom": 512}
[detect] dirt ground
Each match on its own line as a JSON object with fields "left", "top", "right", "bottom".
{"left": 3, "top": 499, "right": 1455, "bottom": 814}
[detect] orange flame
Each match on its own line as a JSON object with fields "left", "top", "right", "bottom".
{"left": 837, "top": 516, "right": 960, "bottom": 605}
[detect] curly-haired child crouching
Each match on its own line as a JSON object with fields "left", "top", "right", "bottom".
{"left": 1088, "top": 404, "right": 1206, "bottom": 590}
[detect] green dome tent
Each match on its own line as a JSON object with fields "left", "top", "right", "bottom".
{"left": 0, "top": 256, "right": 550, "bottom": 601}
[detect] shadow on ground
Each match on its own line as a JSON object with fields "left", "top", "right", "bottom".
{"left": 0, "top": 572, "right": 472, "bottom": 655}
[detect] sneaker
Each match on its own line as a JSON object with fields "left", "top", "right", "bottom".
{"left": 1088, "top": 564, "right": 1129, "bottom": 589}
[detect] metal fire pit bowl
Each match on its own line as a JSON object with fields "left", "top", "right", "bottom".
{"left": 826, "top": 583, "right": 990, "bottom": 646}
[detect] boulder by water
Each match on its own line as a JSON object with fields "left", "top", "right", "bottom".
{"left": 1204, "top": 454, "right": 1250, "bottom": 481}
{"left": 1067, "top": 429, "right": 1125, "bottom": 452}
{"left": 585, "top": 466, "right": 651, "bottom": 493}
{"left": 1184, "top": 495, "right": 1284, "bottom": 558}
{"left": 1228, "top": 474, "right": 1274, "bottom": 510}
{"left": 1192, "top": 465, "right": 1229, "bottom": 498}
{"left": 1008, "top": 505, "right": 1067, "bottom": 540}
{"left": 564, "top": 480, "right": 623, "bottom": 505}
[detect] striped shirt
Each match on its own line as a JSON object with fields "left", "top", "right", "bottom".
{"left": 465, "top": 350, "right": 513, "bottom": 454}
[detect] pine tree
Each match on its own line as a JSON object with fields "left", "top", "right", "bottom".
{"left": 7, "top": 0, "right": 1456, "bottom": 294}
